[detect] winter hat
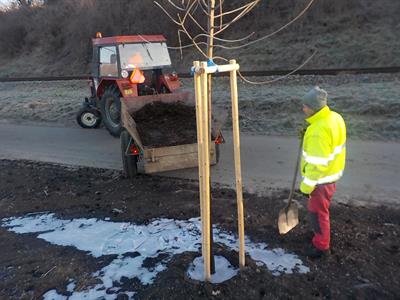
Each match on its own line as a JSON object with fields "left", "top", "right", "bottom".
{"left": 302, "top": 86, "right": 328, "bottom": 111}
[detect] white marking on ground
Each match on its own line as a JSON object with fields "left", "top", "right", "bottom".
{"left": 2, "top": 213, "right": 309, "bottom": 299}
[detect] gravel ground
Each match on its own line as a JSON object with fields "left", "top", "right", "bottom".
{"left": 0, "top": 73, "right": 399, "bottom": 140}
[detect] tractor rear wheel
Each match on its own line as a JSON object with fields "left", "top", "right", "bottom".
{"left": 101, "top": 86, "right": 122, "bottom": 137}
{"left": 120, "top": 130, "right": 138, "bottom": 178}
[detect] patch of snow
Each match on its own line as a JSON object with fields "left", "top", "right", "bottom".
{"left": 214, "top": 230, "right": 310, "bottom": 275}
{"left": 66, "top": 281, "right": 76, "bottom": 292}
{"left": 42, "top": 289, "right": 67, "bottom": 300}
{"left": 187, "top": 256, "right": 238, "bottom": 283}
{"left": 2, "top": 213, "right": 309, "bottom": 299}
{"left": 44, "top": 286, "right": 130, "bottom": 300}
{"left": 95, "top": 255, "right": 167, "bottom": 287}
{"left": 2, "top": 213, "right": 68, "bottom": 234}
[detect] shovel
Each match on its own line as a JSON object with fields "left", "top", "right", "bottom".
{"left": 278, "top": 138, "right": 303, "bottom": 235}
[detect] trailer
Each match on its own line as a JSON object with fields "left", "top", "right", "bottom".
{"left": 120, "top": 95, "right": 221, "bottom": 176}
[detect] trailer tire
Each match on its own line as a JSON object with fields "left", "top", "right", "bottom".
{"left": 76, "top": 107, "right": 101, "bottom": 129}
{"left": 101, "top": 86, "right": 122, "bottom": 137}
{"left": 120, "top": 130, "right": 138, "bottom": 178}
{"left": 215, "top": 144, "right": 220, "bottom": 164}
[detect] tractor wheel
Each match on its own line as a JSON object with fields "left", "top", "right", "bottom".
{"left": 100, "top": 86, "right": 122, "bottom": 137}
{"left": 120, "top": 130, "right": 138, "bottom": 178}
{"left": 76, "top": 107, "right": 101, "bottom": 129}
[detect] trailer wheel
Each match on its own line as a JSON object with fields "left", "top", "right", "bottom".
{"left": 101, "top": 86, "right": 122, "bottom": 137}
{"left": 120, "top": 130, "right": 138, "bottom": 178}
{"left": 76, "top": 107, "right": 101, "bottom": 129}
{"left": 215, "top": 144, "right": 220, "bottom": 164}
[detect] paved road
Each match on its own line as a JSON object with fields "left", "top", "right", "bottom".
{"left": 1, "top": 123, "right": 399, "bottom": 207}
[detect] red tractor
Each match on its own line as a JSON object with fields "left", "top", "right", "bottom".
{"left": 76, "top": 34, "right": 183, "bottom": 137}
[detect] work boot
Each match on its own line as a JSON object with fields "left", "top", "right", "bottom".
{"left": 303, "top": 246, "right": 331, "bottom": 259}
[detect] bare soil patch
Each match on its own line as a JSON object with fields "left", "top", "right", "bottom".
{"left": 0, "top": 160, "right": 399, "bottom": 299}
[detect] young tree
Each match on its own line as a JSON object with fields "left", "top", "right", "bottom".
{"left": 155, "top": 0, "right": 317, "bottom": 83}
{"left": 154, "top": 0, "right": 317, "bottom": 280}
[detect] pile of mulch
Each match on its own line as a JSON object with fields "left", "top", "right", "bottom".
{"left": 132, "top": 102, "right": 197, "bottom": 147}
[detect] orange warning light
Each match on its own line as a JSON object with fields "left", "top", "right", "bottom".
{"left": 95, "top": 32, "right": 102, "bottom": 38}
{"left": 130, "top": 68, "right": 145, "bottom": 84}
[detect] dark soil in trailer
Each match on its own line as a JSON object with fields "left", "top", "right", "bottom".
{"left": 133, "top": 102, "right": 197, "bottom": 148}
{"left": 0, "top": 159, "right": 399, "bottom": 299}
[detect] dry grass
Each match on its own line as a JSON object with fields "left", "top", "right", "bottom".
{"left": 0, "top": 0, "right": 399, "bottom": 77}
{"left": 0, "top": 73, "right": 399, "bottom": 141}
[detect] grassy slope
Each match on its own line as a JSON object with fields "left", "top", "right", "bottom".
{"left": 1, "top": 73, "right": 399, "bottom": 141}
{"left": 0, "top": 0, "right": 399, "bottom": 77}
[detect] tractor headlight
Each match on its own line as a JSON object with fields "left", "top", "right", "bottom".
{"left": 121, "top": 70, "right": 129, "bottom": 78}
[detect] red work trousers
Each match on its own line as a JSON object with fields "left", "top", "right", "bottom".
{"left": 307, "top": 183, "right": 336, "bottom": 250}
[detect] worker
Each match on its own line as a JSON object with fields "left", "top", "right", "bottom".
{"left": 300, "top": 86, "right": 346, "bottom": 258}
{"left": 128, "top": 53, "right": 144, "bottom": 68}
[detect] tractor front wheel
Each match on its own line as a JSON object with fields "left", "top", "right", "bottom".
{"left": 76, "top": 107, "right": 101, "bottom": 129}
{"left": 120, "top": 130, "right": 138, "bottom": 178}
{"left": 101, "top": 86, "right": 122, "bottom": 137}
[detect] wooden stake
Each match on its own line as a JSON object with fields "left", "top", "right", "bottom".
{"left": 194, "top": 59, "right": 244, "bottom": 281}
{"left": 200, "top": 61, "right": 212, "bottom": 282}
{"left": 229, "top": 59, "right": 245, "bottom": 268}
{"left": 193, "top": 61, "right": 205, "bottom": 261}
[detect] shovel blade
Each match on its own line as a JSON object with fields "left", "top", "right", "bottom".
{"left": 278, "top": 202, "right": 299, "bottom": 235}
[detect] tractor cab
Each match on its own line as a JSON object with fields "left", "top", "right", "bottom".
{"left": 91, "top": 35, "right": 177, "bottom": 94}
{"left": 77, "top": 34, "right": 183, "bottom": 136}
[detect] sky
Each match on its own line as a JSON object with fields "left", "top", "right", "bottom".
{"left": 0, "top": 0, "right": 41, "bottom": 10}
{"left": 0, "top": 0, "right": 11, "bottom": 8}
{"left": 0, "top": 0, "right": 44, "bottom": 8}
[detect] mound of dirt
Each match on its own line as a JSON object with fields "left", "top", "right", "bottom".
{"left": 132, "top": 102, "right": 197, "bottom": 147}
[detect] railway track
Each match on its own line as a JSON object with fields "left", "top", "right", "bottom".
{"left": 0, "top": 66, "right": 399, "bottom": 82}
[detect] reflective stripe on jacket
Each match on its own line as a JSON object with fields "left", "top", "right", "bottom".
{"left": 300, "top": 106, "right": 346, "bottom": 194}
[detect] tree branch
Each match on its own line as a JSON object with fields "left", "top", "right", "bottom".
{"left": 238, "top": 50, "right": 318, "bottom": 85}
{"left": 220, "top": 0, "right": 316, "bottom": 50}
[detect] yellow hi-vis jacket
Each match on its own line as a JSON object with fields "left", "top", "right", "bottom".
{"left": 300, "top": 106, "right": 346, "bottom": 195}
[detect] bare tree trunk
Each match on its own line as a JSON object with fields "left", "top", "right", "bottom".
{"left": 207, "top": 0, "right": 215, "bottom": 128}
{"left": 207, "top": 0, "right": 216, "bottom": 275}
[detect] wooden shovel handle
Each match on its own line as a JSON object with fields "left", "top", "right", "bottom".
{"left": 287, "top": 137, "right": 304, "bottom": 206}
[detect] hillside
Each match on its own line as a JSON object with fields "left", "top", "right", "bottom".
{"left": 0, "top": 0, "right": 399, "bottom": 77}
